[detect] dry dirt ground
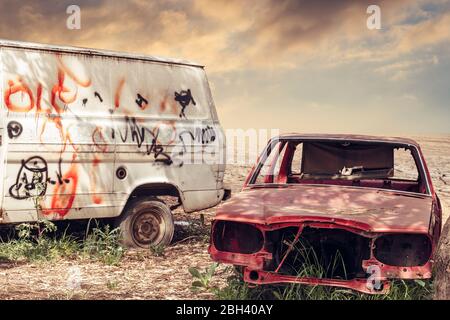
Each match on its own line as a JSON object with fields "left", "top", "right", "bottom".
{"left": 0, "top": 136, "right": 448, "bottom": 300}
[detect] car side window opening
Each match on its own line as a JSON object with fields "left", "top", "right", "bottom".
{"left": 254, "top": 140, "right": 287, "bottom": 184}
{"left": 289, "top": 143, "right": 303, "bottom": 175}
{"left": 251, "top": 140, "right": 426, "bottom": 194}
{"left": 393, "top": 147, "right": 419, "bottom": 181}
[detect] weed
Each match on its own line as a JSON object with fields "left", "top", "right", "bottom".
{"left": 83, "top": 224, "right": 124, "bottom": 265}
{"left": 106, "top": 279, "right": 120, "bottom": 290}
{"left": 211, "top": 269, "right": 432, "bottom": 300}
{"left": 189, "top": 263, "right": 219, "bottom": 292}
{"left": 0, "top": 221, "right": 124, "bottom": 265}
{"left": 149, "top": 244, "right": 166, "bottom": 257}
{"left": 48, "top": 287, "right": 91, "bottom": 300}
{"left": 205, "top": 238, "right": 433, "bottom": 300}
{"left": 214, "top": 271, "right": 251, "bottom": 300}
{"left": 31, "top": 170, "right": 46, "bottom": 214}
{"left": 0, "top": 220, "right": 79, "bottom": 262}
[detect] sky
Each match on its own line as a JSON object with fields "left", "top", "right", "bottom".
{"left": 0, "top": 0, "right": 449, "bottom": 135}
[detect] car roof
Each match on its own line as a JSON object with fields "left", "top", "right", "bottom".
{"left": 276, "top": 133, "right": 420, "bottom": 147}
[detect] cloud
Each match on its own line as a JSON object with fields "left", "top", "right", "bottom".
{"left": 0, "top": 0, "right": 449, "bottom": 73}
{"left": 374, "top": 55, "right": 440, "bottom": 80}
{"left": 395, "top": 11, "right": 450, "bottom": 53}
{"left": 0, "top": 1, "right": 448, "bottom": 134}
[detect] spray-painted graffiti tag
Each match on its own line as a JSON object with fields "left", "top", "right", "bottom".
{"left": 4, "top": 53, "right": 220, "bottom": 220}
{"left": 9, "top": 156, "right": 48, "bottom": 200}
{"left": 178, "top": 125, "right": 216, "bottom": 145}
{"left": 9, "top": 156, "right": 75, "bottom": 202}
{"left": 7, "top": 121, "right": 23, "bottom": 139}
{"left": 118, "top": 116, "right": 173, "bottom": 164}
{"left": 174, "top": 89, "right": 196, "bottom": 118}
{"left": 135, "top": 93, "right": 149, "bottom": 109}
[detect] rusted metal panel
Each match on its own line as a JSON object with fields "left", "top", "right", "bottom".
{"left": 214, "top": 185, "right": 433, "bottom": 233}
{"left": 209, "top": 134, "right": 441, "bottom": 294}
{"left": 0, "top": 40, "right": 225, "bottom": 223}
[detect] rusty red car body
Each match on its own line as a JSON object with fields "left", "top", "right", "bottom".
{"left": 209, "top": 134, "right": 442, "bottom": 294}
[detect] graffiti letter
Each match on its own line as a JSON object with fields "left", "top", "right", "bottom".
{"left": 135, "top": 93, "right": 149, "bottom": 109}
{"left": 174, "top": 89, "right": 196, "bottom": 118}
{"left": 4, "top": 78, "right": 35, "bottom": 112}
{"left": 7, "top": 121, "right": 23, "bottom": 139}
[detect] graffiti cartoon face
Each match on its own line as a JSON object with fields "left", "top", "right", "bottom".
{"left": 9, "top": 156, "right": 48, "bottom": 200}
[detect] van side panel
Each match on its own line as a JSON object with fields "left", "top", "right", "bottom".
{"left": 0, "top": 47, "right": 5, "bottom": 217}
{"left": 1, "top": 47, "right": 224, "bottom": 223}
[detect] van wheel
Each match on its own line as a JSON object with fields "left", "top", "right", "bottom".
{"left": 116, "top": 197, "right": 174, "bottom": 248}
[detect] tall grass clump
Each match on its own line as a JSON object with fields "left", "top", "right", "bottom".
{"left": 0, "top": 220, "right": 124, "bottom": 265}
{"left": 0, "top": 220, "right": 79, "bottom": 262}
{"left": 200, "top": 238, "right": 433, "bottom": 300}
{"left": 82, "top": 222, "right": 124, "bottom": 265}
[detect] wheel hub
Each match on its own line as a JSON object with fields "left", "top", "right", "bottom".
{"left": 132, "top": 212, "right": 163, "bottom": 245}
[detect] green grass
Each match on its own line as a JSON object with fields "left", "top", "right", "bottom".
{"left": 192, "top": 237, "right": 433, "bottom": 300}
{"left": 0, "top": 219, "right": 434, "bottom": 300}
{"left": 217, "top": 278, "right": 433, "bottom": 300}
{"left": 211, "top": 267, "right": 433, "bottom": 300}
{"left": 82, "top": 223, "right": 124, "bottom": 265}
{"left": 0, "top": 220, "right": 124, "bottom": 265}
{"left": 149, "top": 244, "right": 166, "bottom": 257}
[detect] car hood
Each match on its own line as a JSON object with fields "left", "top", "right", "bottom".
{"left": 215, "top": 185, "right": 433, "bottom": 233}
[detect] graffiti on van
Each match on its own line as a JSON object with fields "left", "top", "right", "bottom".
{"left": 45, "top": 157, "right": 79, "bottom": 217}
{"left": 3, "top": 53, "right": 223, "bottom": 219}
{"left": 178, "top": 125, "right": 216, "bottom": 145}
{"left": 4, "top": 77, "right": 35, "bottom": 112}
{"left": 7, "top": 121, "right": 23, "bottom": 139}
{"left": 9, "top": 156, "right": 49, "bottom": 200}
{"left": 135, "top": 93, "right": 149, "bottom": 110}
{"left": 94, "top": 91, "right": 103, "bottom": 103}
{"left": 9, "top": 156, "right": 75, "bottom": 200}
{"left": 174, "top": 89, "right": 196, "bottom": 118}
{"left": 92, "top": 126, "right": 109, "bottom": 153}
{"left": 8, "top": 154, "right": 79, "bottom": 217}
{"left": 118, "top": 116, "right": 173, "bottom": 164}
{"left": 114, "top": 77, "right": 126, "bottom": 110}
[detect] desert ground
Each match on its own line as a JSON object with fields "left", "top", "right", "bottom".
{"left": 0, "top": 135, "right": 449, "bottom": 300}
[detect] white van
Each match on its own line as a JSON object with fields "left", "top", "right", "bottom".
{"left": 0, "top": 40, "right": 227, "bottom": 248}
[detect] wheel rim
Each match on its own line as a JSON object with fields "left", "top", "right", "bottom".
{"left": 131, "top": 209, "right": 165, "bottom": 246}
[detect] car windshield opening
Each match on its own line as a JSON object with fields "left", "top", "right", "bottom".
{"left": 250, "top": 139, "right": 426, "bottom": 194}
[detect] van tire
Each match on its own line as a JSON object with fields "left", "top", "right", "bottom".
{"left": 116, "top": 197, "right": 174, "bottom": 249}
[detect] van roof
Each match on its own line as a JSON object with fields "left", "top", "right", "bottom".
{"left": 0, "top": 39, "right": 204, "bottom": 68}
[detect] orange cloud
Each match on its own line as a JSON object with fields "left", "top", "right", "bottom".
{"left": 0, "top": 0, "right": 448, "bottom": 73}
